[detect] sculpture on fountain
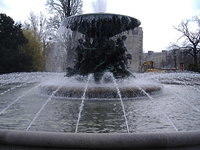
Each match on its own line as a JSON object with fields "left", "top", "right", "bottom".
{"left": 64, "top": 13, "right": 141, "bottom": 81}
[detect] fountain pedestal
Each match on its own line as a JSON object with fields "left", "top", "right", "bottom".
{"left": 63, "top": 13, "right": 141, "bottom": 80}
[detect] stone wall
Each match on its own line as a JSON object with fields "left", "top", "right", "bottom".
{"left": 125, "top": 27, "right": 143, "bottom": 72}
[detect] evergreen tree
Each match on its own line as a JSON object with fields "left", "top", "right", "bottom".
{"left": 0, "top": 13, "right": 27, "bottom": 73}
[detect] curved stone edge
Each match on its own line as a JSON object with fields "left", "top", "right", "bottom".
{"left": 41, "top": 85, "right": 162, "bottom": 98}
{"left": 0, "top": 130, "right": 200, "bottom": 149}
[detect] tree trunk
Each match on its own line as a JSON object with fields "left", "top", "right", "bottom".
{"left": 193, "top": 46, "right": 198, "bottom": 71}
{"left": 173, "top": 50, "right": 177, "bottom": 69}
{"left": 193, "top": 47, "right": 198, "bottom": 66}
{"left": 67, "top": 0, "right": 71, "bottom": 17}
{"left": 194, "top": 54, "right": 198, "bottom": 67}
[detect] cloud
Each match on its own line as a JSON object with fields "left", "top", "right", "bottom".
{"left": 0, "top": 0, "right": 7, "bottom": 11}
{"left": 103, "top": 0, "right": 199, "bottom": 51}
{"left": 193, "top": 0, "right": 200, "bottom": 10}
{"left": 83, "top": 0, "right": 198, "bottom": 51}
{"left": 0, "top": 0, "right": 5, "bottom": 7}
{"left": 2, "top": 0, "right": 200, "bottom": 52}
{"left": 92, "top": 0, "right": 107, "bottom": 13}
{"left": 1, "top": 0, "right": 46, "bottom": 22}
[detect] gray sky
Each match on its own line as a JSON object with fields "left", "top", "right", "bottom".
{"left": 0, "top": 0, "right": 200, "bottom": 52}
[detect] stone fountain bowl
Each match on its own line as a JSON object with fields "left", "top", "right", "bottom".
{"left": 41, "top": 85, "right": 162, "bottom": 99}
{"left": 63, "top": 13, "right": 141, "bottom": 38}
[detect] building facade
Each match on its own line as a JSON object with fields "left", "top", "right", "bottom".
{"left": 143, "top": 50, "right": 169, "bottom": 70}
{"left": 143, "top": 49, "right": 199, "bottom": 72}
{"left": 125, "top": 27, "right": 143, "bottom": 72}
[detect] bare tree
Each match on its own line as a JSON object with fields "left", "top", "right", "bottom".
{"left": 168, "top": 44, "right": 180, "bottom": 68}
{"left": 47, "top": 0, "right": 83, "bottom": 30}
{"left": 24, "top": 12, "right": 50, "bottom": 49}
{"left": 23, "top": 12, "right": 53, "bottom": 69}
{"left": 175, "top": 16, "right": 200, "bottom": 69}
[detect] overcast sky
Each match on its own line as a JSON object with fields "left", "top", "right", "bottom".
{"left": 1, "top": 0, "right": 200, "bottom": 52}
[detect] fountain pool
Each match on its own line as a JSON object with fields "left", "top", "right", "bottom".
{"left": 0, "top": 72, "right": 200, "bottom": 134}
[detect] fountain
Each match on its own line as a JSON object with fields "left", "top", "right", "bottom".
{"left": 64, "top": 13, "right": 141, "bottom": 79}
{"left": 42, "top": 13, "right": 161, "bottom": 99}
{"left": 1, "top": 13, "right": 200, "bottom": 149}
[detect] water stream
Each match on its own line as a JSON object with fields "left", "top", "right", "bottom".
{"left": 111, "top": 74, "right": 130, "bottom": 133}
{"left": 0, "top": 84, "right": 42, "bottom": 115}
{"left": 0, "top": 83, "right": 27, "bottom": 96}
{"left": 128, "top": 70, "right": 178, "bottom": 132}
{"left": 75, "top": 74, "right": 92, "bottom": 133}
{"left": 26, "top": 86, "right": 61, "bottom": 131}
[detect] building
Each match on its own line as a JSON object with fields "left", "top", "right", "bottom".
{"left": 125, "top": 27, "right": 143, "bottom": 72}
{"left": 143, "top": 48, "right": 200, "bottom": 72}
{"left": 143, "top": 50, "right": 169, "bottom": 70}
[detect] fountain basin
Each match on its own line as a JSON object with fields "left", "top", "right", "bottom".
{"left": 41, "top": 85, "right": 161, "bottom": 99}
{"left": 1, "top": 72, "right": 200, "bottom": 134}
{"left": 63, "top": 13, "right": 141, "bottom": 38}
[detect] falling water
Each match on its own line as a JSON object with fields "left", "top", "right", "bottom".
{"left": 26, "top": 86, "right": 61, "bottom": 131}
{"left": 111, "top": 74, "right": 130, "bottom": 133}
{"left": 128, "top": 70, "right": 153, "bottom": 100}
{"left": 0, "top": 84, "right": 42, "bottom": 115}
{"left": 163, "top": 113, "right": 178, "bottom": 132}
{"left": 140, "top": 85, "right": 178, "bottom": 132}
{"left": 75, "top": 74, "right": 92, "bottom": 133}
{"left": 0, "top": 82, "right": 27, "bottom": 96}
{"left": 128, "top": 70, "right": 178, "bottom": 131}
{"left": 136, "top": 86, "right": 179, "bottom": 132}
{"left": 137, "top": 86, "right": 153, "bottom": 100}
